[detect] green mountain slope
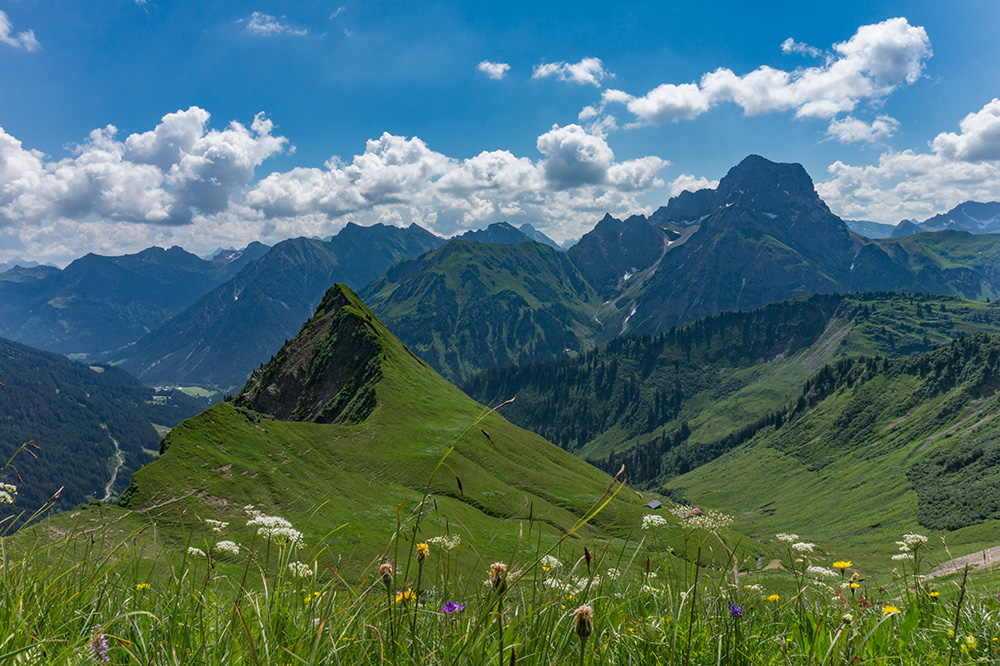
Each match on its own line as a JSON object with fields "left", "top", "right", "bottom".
{"left": 667, "top": 333, "right": 1000, "bottom": 568}
{"left": 464, "top": 293, "right": 1000, "bottom": 483}
{"left": 0, "top": 337, "right": 207, "bottom": 521}
{"left": 361, "top": 240, "right": 605, "bottom": 383}
{"left": 113, "top": 223, "right": 443, "bottom": 394}
{"left": 0, "top": 243, "right": 268, "bottom": 358}
{"left": 114, "top": 284, "right": 646, "bottom": 573}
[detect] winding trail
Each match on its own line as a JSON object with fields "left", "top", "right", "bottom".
{"left": 100, "top": 424, "right": 125, "bottom": 502}
{"left": 924, "top": 545, "right": 1000, "bottom": 580}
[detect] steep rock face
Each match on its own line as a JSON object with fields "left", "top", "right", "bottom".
{"left": 567, "top": 213, "right": 667, "bottom": 298}
{"left": 625, "top": 156, "right": 863, "bottom": 333}
{"left": 235, "top": 285, "right": 383, "bottom": 424}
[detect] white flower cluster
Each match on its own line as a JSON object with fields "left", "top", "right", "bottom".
{"left": 642, "top": 514, "right": 669, "bottom": 529}
{"left": 899, "top": 533, "right": 927, "bottom": 549}
{"left": 187, "top": 547, "right": 206, "bottom": 558}
{"left": 214, "top": 540, "right": 241, "bottom": 556}
{"left": 544, "top": 576, "right": 599, "bottom": 595}
{"left": 427, "top": 534, "right": 461, "bottom": 550}
{"left": 807, "top": 566, "right": 836, "bottom": 578}
{"left": 245, "top": 506, "right": 303, "bottom": 547}
{"left": 792, "top": 542, "right": 816, "bottom": 553}
{"left": 605, "top": 568, "right": 620, "bottom": 580}
{"left": 287, "top": 561, "right": 312, "bottom": 578}
{"left": 539, "top": 555, "right": 562, "bottom": 570}
{"left": 204, "top": 519, "right": 228, "bottom": 533}
{"left": 891, "top": 553, "right": 914, "bottom": 561}
{"left": 775, "top": 533, "right": 799, "bottom": 543}
{"left": 0, "top": 483, "right": 16, "bottom": 505}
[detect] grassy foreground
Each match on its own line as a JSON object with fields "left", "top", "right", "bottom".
{"left": 4, "top": 490, "right": 1000, "bottom": 665}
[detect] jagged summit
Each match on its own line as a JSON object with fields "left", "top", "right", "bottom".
{"left": 235, "top": 284, "right": 398, "bottom": 424}
{"left": 653, "top": 155, "right": 827, "bottom": 227}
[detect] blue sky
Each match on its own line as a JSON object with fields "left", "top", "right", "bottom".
{"left": 1, "top": 1, "right": 999, "bottom": 265}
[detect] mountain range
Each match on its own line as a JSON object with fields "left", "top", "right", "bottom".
{"left": 110, "top": 223, "right": 444, "bottom": 394}
{"left": 891, "top": 201, "right": 1000, "bottom": 237}
{"left": 0, "top": 243, "right": 269, "bottom": 358}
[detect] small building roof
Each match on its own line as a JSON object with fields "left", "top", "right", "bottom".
{"left": 643, "top": 500, "right": 662, "bottom": 510}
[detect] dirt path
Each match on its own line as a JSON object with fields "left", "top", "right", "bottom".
{"left": 924, "top": 545, "right": 1000, "bottom": 580}
{"left": 101, "top": 425, "right": 125, "bottom": 502}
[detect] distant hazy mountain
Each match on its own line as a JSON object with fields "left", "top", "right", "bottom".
{"left": 457, "top": 221, "right": 533, "bottom": 245}
{"left": 518, "top": 223, "right": 562, "bottom": 250}
{"left": 361, "top": 239, "right": 603, "bottom": 383}
{"left": 0, "top": 243, "right": 269, "bottom": 358}
{"left": 845, "top": 219, "right": 897, "bottom": 238}
{"left": 113, "top": 223, "right": 444, "bottom": 394}
{"left": 0, "top": 337, "right": 207, "bottom": 521}
{"left": 890, "top": 201, "right": 1000, "bottom": 237}
{"left": 919, "top": 201, "right": 1000, "bottom": 233}
{"left": 0, "top": 259, "right": 43, "bottom": 273}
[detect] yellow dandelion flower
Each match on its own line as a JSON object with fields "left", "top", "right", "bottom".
{"left": 136, "top": 583, "right": 151, "bottom": 591}
{"left": 929, "top": 590, "right": 940, "bottom": 598}
{"left": 416, "top": 542, "right": 429, "bottom": 562}
{"left": 768, "top": 594, "right": 780, "bottom": 603}
{"left": 883, "top": 605, "right": 900, "bottom": 616}
{"left": 395, "top": 589, "right": 416, "bottom": 603}
{"left": 849, "top": 582, "right": 860, "bottom": 589}
{"left": 832, "top": 560, "right": 851, "bottom": 571}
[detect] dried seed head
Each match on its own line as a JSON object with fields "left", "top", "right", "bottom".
{"left": 489, "top": 561, "right": 508, "bottom": 592}
{"left": 574, "top": 604, "right": 594, "bottom": 641}
{"left": 378, "top": 562, "right": 394, "bottom": 591}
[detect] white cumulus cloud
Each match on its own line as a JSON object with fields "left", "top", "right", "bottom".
{"left": 592, "top": 18, "right": 929, "bottom": 138}
{"left": 532, "top": 57, "right": 611, "bottom": 87}
{"left": 668, "top": 174, "right": 720, "bottom": 197}
{"left": 818, "top": 98, "right": 1000, "bottom": 224}
{"left": 826, "top": 115, "right": 900, "bottom": 144}
{"left": 931, "top": 98, "right": 1000, "bottom": 162}
{"left": 245, "top": 125, "right": 664, "bottom": 241}
{"left": 0, "top": 10, "right": 40, "bottom": 51}
{"left": 0, "top": 107, "right": 287, "bottom": 230}
{"left": 477, "top": 60, "right": 511, "bottom": 80}
{"left": 240, "top": 12, "right": 308, "bottom": 37}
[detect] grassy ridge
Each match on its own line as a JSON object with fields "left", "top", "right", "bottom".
{"left": 669, "top": 333, "right": 1000, "bottom": 572}
{"left": 466, "top": 293, "right": 1000, "bottom": 484}
{"left": 102, "top": 284, "right": 652, "bottom": 577}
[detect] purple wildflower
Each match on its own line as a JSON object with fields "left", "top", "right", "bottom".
{"left": 91, "top": 625, "right": 109, "bottom": 663}
{"left": 441, "top": 601, "right": 466, "bottom": 613}
{"left": 728, "top": 602, "right": 744, "bottom": 619}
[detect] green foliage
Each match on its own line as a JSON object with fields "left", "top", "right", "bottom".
{"left": 6, "top": 495, "right": 1000, "bottom": 665}
{"left": 466, "top": 292, "right": 1000, "bottom": 487}
{"left": 363, "top": 240, "right": 604, "bottom": 383}
{"left": 0, "top": 338, "right": 208, "bottom": 522}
